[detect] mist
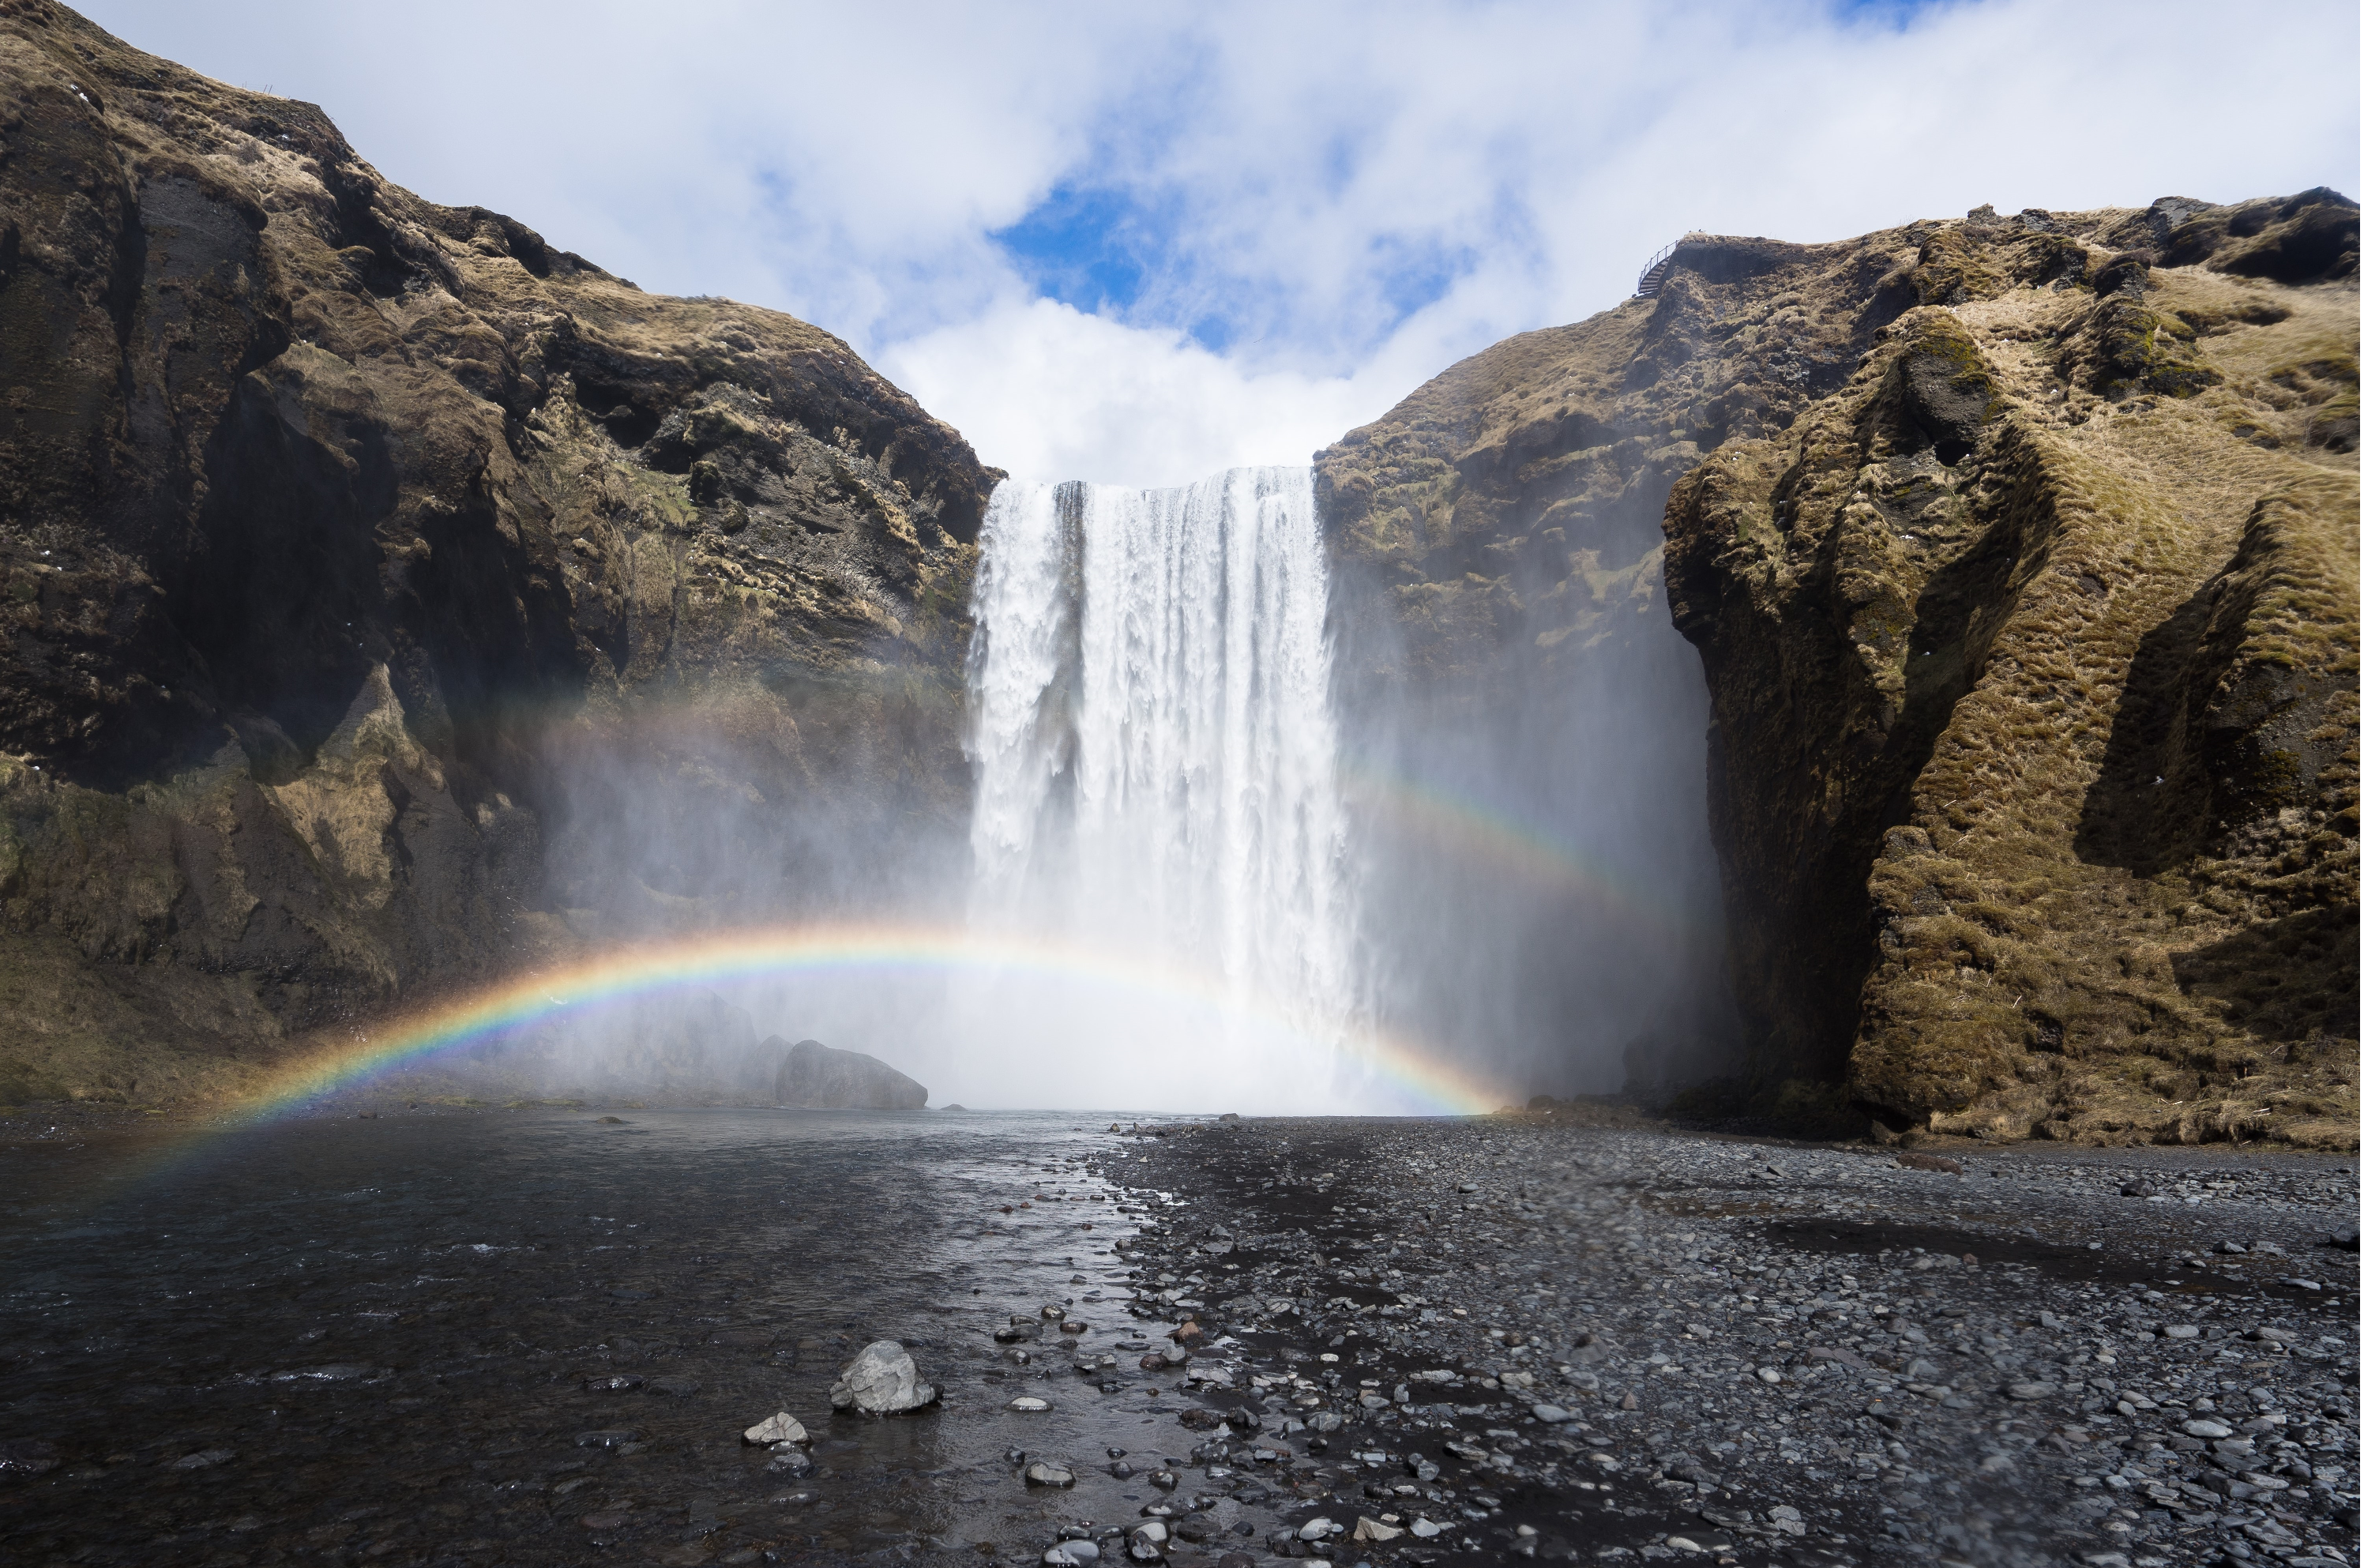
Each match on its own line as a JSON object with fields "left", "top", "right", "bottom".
{"left": 408, "top": 438, "right": 1735, "bottom": 1117}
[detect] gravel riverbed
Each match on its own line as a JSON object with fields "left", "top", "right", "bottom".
{"left": 1084, "top": 1114, "right": 2359, "bottom": 1568}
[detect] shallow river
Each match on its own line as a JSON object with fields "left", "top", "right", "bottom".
{"left": 0, "top": 1107, "right": 1198, "bottom": 1566}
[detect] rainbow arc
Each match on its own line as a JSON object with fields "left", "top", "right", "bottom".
{"left": 214, "top": 923, "right": 1509, "bottom": 1126}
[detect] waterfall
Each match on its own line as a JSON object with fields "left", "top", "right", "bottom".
{"left": 964, "top": 466, "right": 1359, "bottom": 1108}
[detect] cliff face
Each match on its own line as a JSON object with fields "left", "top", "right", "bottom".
{"left": 0, "top": 2, "right": 993, "bottom": 1104}
{"left": 1662, "top": 194, "right": 2357, "bottom": 1147}
{"left": 1324, "top": 193, "right": 2358, "bottom": 1146}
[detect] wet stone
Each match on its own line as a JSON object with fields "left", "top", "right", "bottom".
{"left": 828, "top": 1340, "right": 938, "bottom": 1415}
{"left": 740, "top": 1412, "right": 808, "bottom": 1446}
{"left": 573, "top": 1429, "right": 639, "bottom": 1450}
{"left": 0, "top": 1440, "right": 61, "bottom": 1476}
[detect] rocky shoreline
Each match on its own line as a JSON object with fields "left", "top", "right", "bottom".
{"left": 1079, "top": 1113, "right": 2358, "bottom": 1566}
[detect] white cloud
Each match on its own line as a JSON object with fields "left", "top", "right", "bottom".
{"left": 879, "top": 298, "right": 1390, "bottom": 487}
{"left": 77, "top": 0, "right": 2362, "bottom": 484}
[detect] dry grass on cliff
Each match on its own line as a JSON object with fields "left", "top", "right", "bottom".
{"left": 1862, "top": 268, "right": 2358, "bottom": 1149}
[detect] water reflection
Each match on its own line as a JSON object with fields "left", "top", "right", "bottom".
{"left": 0, "top": 1108, "right": 1193, "bottom": 1564}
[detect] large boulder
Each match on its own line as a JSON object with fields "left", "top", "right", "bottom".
{"left": 828, "top": 1341, "right": 936, "bottom": 1415}
{"left": 772, "top": 1037, "right": 927, "bottom": 1109}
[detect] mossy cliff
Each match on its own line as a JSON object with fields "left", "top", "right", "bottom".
{"left": 1326, "top": 194, "right": 2358, "bottom": 1147}
{"left": 0, "top": 2, "right": 993, "bottom": 1105}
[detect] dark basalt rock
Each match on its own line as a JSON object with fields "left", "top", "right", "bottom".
{"left": 773, "top": 1036, "right": 927, "bottom": 1110}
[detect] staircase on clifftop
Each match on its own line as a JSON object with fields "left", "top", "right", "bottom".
{"left": 1634, "top": 239, "right": 1686, "bottom": 298}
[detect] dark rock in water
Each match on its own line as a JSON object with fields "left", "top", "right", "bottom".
{"left": 0, "top": 1439, "right": 60, "bottom": 1476}
{"left": 773, "top": 1037, "right": 927, "bottom": 1110}
{"left": 573, "top": 1429, "right": 641, "bottom": 1450}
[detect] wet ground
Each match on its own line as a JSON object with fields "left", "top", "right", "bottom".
{"left": 0, "top": 1107, "right": 2355, "bottom": 1568}
{"left": 0, "top": 1106, "right": 1220, "bottom": 1566}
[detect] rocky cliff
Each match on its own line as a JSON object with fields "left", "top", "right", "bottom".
{"left": 1323, "top": 194, "right": 2358, "bottom": 1147}
{"left": 0, "top": 2, "right": 993, "bottom": 1105}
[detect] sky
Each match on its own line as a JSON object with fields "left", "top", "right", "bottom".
{"left": 78, "top": 1, "right": 2361, "bottom": 487}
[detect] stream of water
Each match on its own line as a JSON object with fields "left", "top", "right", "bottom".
{"left": 0, "top": 1110, "right": 1194, "bottom": 1566}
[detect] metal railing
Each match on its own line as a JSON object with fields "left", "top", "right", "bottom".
{"left": 1633, "top": 240, "right": 1682, "bottom": 299}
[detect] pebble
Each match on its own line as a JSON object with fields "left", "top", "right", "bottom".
{"left": 1007, "top": 1395, "right": 1053, "bottom": 1412}
{"left": 1023, "top": 1460, "right": 1075, "bottom": 1487}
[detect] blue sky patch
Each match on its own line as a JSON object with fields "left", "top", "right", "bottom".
{"left": 992, "top": 184, "right": 1164, "bottom": 318}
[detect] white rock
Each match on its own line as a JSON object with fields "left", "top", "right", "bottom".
{"left": 1008, "top": 1395, "right": 1053, "bottom": 1412}
{"left": 1757, "top": 1366, "right": 1783, "bottom": 1384}
{"left": 2182, "top": 1418, "right": 2234, "bottom": 1439}
{"left": 1410, "top": 1517, "right": 1448, "bottom": 1538}
{"left": 741, "top": 1412, "right": 809, "bottom": 1446}
{"left": 1532, "top": 1403, "right": 1573, "bottom": 1423}
{"left": 1131, "top": 1520, "right": 1168, "bottom": 1543}
{"left": 1298, "top": 1516, "right": 1339, "bottom": 1540}
{"left": 828, "top": 1341, "right": 938, "bottom": 1415}
{"left": 1354, "top": 1517, "right": 1404, "bottom": 1542}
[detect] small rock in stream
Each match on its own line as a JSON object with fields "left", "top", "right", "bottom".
{"left": 741, "top": 1412, "right": 809, "bottom": 1446}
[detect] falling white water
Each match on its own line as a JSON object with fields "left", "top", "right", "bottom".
{"left": 958, "top": 467, "right": 1362, "bottom": 1110}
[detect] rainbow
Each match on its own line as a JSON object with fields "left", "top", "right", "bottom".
{"left": 215, "top": 923, "right": 1512, "bottom": 1126}
{"left": 1340, "top": 763, "right": 1703, "bottom": 939}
